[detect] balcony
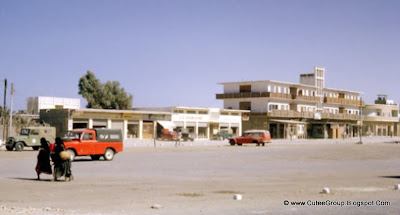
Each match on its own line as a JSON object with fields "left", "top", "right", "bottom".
{"left": 321, "top": 113, "right": 359, "bottom": 120}
{"left": 249, "top": 110, "right": 315, "bottom": 118}
{"left": 324, "top": 97, "right": 365, "bottom": 106}
{"left": 216, "top": 92, "right": 314, "bottom": 101}
{"left": 363, "top": 116, "right": 399, "bottom": 122}
{"left": 293, "top": 95, "right": 321, "bottom": 102}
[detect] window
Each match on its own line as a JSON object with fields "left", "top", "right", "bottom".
{"left": 186, "top": 110, "right": 196, "bottom": 114}
{"left": 198, "top": 111, "right": 208, "bottom": 114}
{"left": 31, "top": 130, "right": 39, "bottom": 135}
{"left": 83, "top": 133, "right": 93, "bottom": 140}
{"left": 239, "top": 85, "right": 251, "bottom": 93}
{"left": 269, "top": 104, "right": 278, "bottom": 111}
{"left": 239, "top": 102, "right": 251, "bottom": 111}
{"left": 174, "top": 110, "right": 184, "bottom": 113}
{"left": 221, "top": 111, "right": 230, "bottom": 115}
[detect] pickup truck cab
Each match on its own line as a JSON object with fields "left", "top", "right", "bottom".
{"left": 55, "top": 129, "right": 123, "bottom": 161}
{"left": 229, "top": 130, "right": 271, "bottom": 146}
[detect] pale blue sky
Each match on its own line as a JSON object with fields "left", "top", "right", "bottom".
{"left": 1, "top": 0, "right": 399, "bottom": 111}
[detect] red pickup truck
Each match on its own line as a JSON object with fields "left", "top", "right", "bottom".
{"left": 53, "top": 129, "right": 123, "bottom": 161}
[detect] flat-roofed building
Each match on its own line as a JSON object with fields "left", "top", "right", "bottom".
{"left": 216, "top": 66, "right": 364, "bottom": 139}
{"left": 362, "top": 95, "right": 399, "bottom": 136}
{"left": 27, "top": 96, "right": 80, "bottom": 115}
{"left": 134, "top": 107, "right": 249, "bottom": 140}
{"left": 40, "top": 106, "right": 248, "bottom": 140}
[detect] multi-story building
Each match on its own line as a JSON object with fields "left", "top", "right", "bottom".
{"left": 216, "top": 67, "right": 364, "bottom": 139}
{"left": 362, "top": 95, "right": 399, "bottom": 137}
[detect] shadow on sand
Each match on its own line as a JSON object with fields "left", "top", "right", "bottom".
{"left": 10, "top": 177, "right": 53, "bottom": 182}
{"left": 380, "top": 176, "right": 400, "bottom": 179}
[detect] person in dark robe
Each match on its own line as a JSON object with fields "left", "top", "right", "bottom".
{"left": 51, "top": 137, "right": 73, "bottom": 181}
{"left": 35, "top": 138, "right": 52, "bottom": 180}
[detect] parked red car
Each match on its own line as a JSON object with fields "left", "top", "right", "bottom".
{"left": 51, "top": 129, "right": 123, "bottom": 161}
{"left": 160, "top": 129, "right": 178, "bottom": 141}
{"left": 229, "top": 130, "right": 271, "bottom": 146}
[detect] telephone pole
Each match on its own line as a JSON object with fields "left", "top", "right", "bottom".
{"left": 2, "top": 78, "right": 7, "bottom": 142}
{"left": 9, "top": 83, "right": 14, "bottom": 137}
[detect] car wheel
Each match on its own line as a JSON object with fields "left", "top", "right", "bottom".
{"left": 104, "top": 148, "right": 115, "bottom": 161}
{"left": 229, "top": 139, "right": 235, "bottom": 146}
{"left": 262, "top": 142, "right": 266, "bottom": 146}
{"left": 238, "top": 143, "right": 243, "bottom": 146}
{"left": 15, "top": 142, "right": 24, "bottom": 151}
{"left": 6, "top": 145, "right": 14, "bottom": 151}
{"left": 32, "top": 146, "right": 40, "bottom": 150}
{"left": 90, "top": 155, "right": 101, "bottom": 160}
{"left": 67, "top": 149, "right": 76, "bottom": 161}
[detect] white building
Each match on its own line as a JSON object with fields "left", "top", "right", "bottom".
{"left": 40, "top": 106, "right": 248, "bottom": 140}
{"left": 27, "top": 97, "right": 81, "bottom": 115}
{"left": 135, "top": 107, "right": 248, "bottom": 139}
{"left": 216, "top": 66, "right": 364, "bottom": 139}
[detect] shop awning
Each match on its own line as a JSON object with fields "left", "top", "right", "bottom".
{"left": 270, "top": 119, "right": 307, "bottom": 124}
{"left": 157, "top": 121, "right": 176, "bottom": 129}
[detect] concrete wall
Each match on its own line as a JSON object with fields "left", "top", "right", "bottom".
{"left": 40, "top": 109, "right": 70, "bottom": 138}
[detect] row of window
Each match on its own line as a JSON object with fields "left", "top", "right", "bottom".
{"left": 238, "top": 85, "right": 359, "bottom": 100}
{"left": 173, "top": 110, "right": 239, "bottom": 116}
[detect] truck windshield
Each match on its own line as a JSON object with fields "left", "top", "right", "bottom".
{"left": 20, "top": 129, "right": 30, "bottom": 136}
{"left": 66, "top": 132, "right": 82, "bottom": 139}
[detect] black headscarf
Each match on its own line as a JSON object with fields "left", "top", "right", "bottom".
{"left": 40, "top": 138, "right": 50, "bottom": 151}
{"left": 55, "top": 137, "right": 65, "bottom": 153}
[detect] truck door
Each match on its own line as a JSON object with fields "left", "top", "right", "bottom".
{"left": 30, "top": 129, "right": 40, "bottom": 146}
{"left": 81, "top": 131, "right": 96, "bottom": 155}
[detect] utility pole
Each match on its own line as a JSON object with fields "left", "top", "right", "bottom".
{"left": 9, "top": 83, "right": 14, "bottom": 137}
{"left": 2, "top": 79, "right": 7, "bottom": 142}
{"left": 358, "top": 97, "right": 363, "bottom": 144}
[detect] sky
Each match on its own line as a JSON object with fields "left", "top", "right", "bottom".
{"left": 1, "top": 0, "right": 399, "bottom": 111}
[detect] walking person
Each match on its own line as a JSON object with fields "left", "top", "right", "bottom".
{"left": 35, "top": 138, "right": 52, "bottom": 180}
{"left": 51, "top": 137, "right": 73, "bottom": 181}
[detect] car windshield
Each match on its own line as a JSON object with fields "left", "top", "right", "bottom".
{"left": 65, "top": 132, "right": 82, "bottom": 139}
{"left": 20, "top": 129, "right": 30, "bottom": 136}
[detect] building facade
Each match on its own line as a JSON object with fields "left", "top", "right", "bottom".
{"left": 135, "top": 107, "right": 248, "bottom": 139}
{"left": 40, "top": 107, "right": 247, "bottom": 140}
{"left": 216, "top": 67, "right": 364, "bottom": 139}
{"left": 362, "top": 95, "right": 399, "bottom": 137}
{"left": 27, "top": 97, "right": 80, "bottom": 115}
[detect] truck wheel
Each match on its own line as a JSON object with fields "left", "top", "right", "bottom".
{"left": 90, "top": 155, "right": 101, "bottom": 160}
{"left": 32, "top": 146, "right": 40, "bottom": 150}
{"left": 15, "top": 142, "right": 24, "bottom": 151}
{"left": 104, "top": 148, "right": 115, "bottom": 161}
{"left": 6, "top": 146, "right": 14, "bottom": 151}
{"left": 67, "top": 149, "right": 76, "bottom": 161}
{"left": 229, "top": 139, "right": 235, "bottom": 146}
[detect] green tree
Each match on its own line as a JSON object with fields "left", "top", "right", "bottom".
{"left": 78, "top": 71, "right": 133, "bottom": 109}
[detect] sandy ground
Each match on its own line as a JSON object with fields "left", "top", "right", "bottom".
{"left": 0, "top": 138, "right": 400, "bottom": 215}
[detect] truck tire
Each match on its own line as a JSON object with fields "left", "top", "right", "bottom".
{"left": 32, "top": 146, "right": 40, "bottom": 150}
{"left": 90, "top": 155, "right": 101, "bottom": 160}
{"left": 6, "top": 145, "right": 14, "bottom": 151}
{"left": 67, "top": 149, "right": 76, "bottom": 161}
{"left": 15, "top": 142, "right": 24, "bottom": 151}
{"left": 104, "top": 148, "right": 115, "bottom": 161}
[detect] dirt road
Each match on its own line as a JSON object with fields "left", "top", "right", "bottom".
{"left": 0, "top": 141, "right": 399, "bottom": 214}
